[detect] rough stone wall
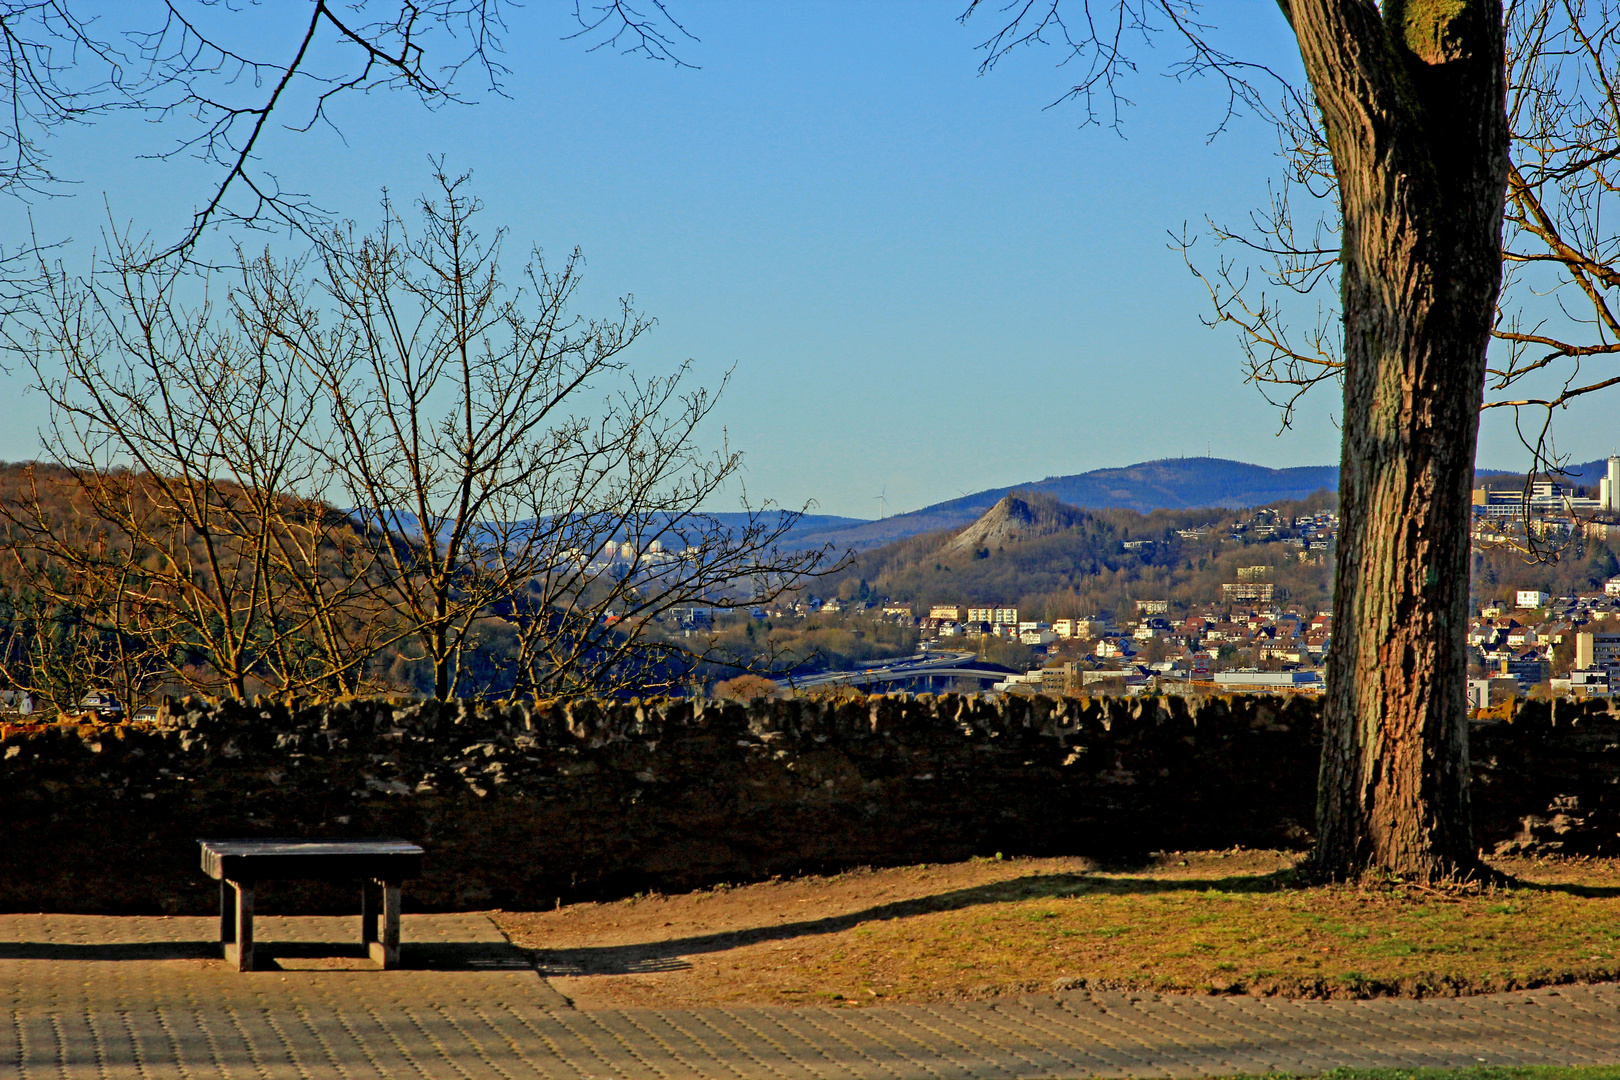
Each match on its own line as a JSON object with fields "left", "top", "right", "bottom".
{"left": 0, "top": 692, "right": 1615, "bottom": 914}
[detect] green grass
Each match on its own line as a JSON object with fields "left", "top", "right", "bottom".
{"left": 498, "top": 852, "right": 1620, "bottom": 1007}
{"left": 1201, "top": 1070, "right": 1620, "bottom": 1080}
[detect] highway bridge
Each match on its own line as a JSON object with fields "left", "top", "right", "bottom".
{"left": 788, "top": 651, "right": 1018, "bottom": 691}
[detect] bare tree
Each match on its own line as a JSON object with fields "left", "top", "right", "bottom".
{"left": 2, "top": 169, "right": 828, "bottom": 704}
{"left": 254, "top": 170, "right": 827, "bottom": 699}
{"left": 0, "top": 2, "right": 694, "bottom": 262}
{"left": 1185, "top": 1, "right": 1620, "bottom": 547}
{"left": 0, "top": 242, "right": 387, "bottom": 699}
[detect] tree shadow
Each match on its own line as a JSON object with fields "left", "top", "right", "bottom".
{"left": 1495, "top": 877, "right": 1620, "bottom": 899}
{"left": 532, "top": 869, "right": 1301, "bottom": 976}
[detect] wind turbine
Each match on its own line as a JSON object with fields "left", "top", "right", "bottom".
{"left": 874, "top": 486, "right": 889, "bottom": 519}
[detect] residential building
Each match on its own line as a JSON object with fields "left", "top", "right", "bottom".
{"left": 929, "top": 605, "right": 964, "bottom": 622}
{"left": 1134, "top": 599, "right": 1169, "bottom": 614}
{"left": 1517, "top": 590, "right": 1550, "bottom": 609}
{"left": 1499, "top": 652, "right": 1550, "bottom": 690}
{"left": 1221, "top": 583, "right": 1275, "bottom": 602}
{"left": 1212, "top": 669, "right": 1323, "bottom": 692}
{"left": 1551, "top": 669, "right": 1615, "bottom": 699}
{"left": 991, "top": 671, "right": 1045, "bottom": 694}
{"left": 1039, "top": 663, "right": 1083, "bottom": 695}
{"left": 1576, "top": 630, "right": 1620, "bottom": 668}
{"left": 1466, "top": 677, "right": 1519, "bottom": 709}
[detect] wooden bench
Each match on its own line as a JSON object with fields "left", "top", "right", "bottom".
{"left": 198, "top": 838, "right": 424, "bottom": 972}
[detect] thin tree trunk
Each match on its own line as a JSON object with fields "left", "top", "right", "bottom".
{"left": 1286, "top": 0, "right": 1508, "bottom": 879}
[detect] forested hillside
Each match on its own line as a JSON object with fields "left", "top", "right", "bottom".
{"left": 823, "top": 491, "right": 1340, "bottom": 619}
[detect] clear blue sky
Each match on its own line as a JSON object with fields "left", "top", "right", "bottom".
{"left": 7, "top": 2, "right": 1609, "bottom": 518}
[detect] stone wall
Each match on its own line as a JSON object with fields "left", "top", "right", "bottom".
{"left": 0, "top": 692, "right": 1615, "bottom": 914}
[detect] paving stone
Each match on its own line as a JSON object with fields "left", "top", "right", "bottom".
{"left": 7, "top": 915, "right": 1620, "bottom": 1077}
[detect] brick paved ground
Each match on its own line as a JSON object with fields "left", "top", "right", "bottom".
{"left": 2, "top": 914, "right": 1618, "bottom": 1077}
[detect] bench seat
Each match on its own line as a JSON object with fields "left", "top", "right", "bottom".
{"left": 199, "top": 838, "right": 424, "bottom": 972}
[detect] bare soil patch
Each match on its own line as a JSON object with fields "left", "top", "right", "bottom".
{"left": 493, "top": 851, "right": 1620, "bottom": 1008}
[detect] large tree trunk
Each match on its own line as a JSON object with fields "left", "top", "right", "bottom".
{"left": 1286, "top": 0, "right": 1509, "bottom": 879}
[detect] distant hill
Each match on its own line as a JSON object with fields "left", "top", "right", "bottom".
{"left": 1475, "top": 457, "right": 1611, "bottom": 489}
{"left": 695, "top": 511, "right": 868, "bottom": 549}
{"left": 942, "top": 492, "right": 1089, "bottom": 556}
{"left": 794, "top": 458, "right": 1342, "bottom": 551}
{"left": 824, "top": 489, "right": 1338, "bottom": 616}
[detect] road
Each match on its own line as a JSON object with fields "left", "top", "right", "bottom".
{"left": 789, "top": 650, "right": 1006, "bottom": 690}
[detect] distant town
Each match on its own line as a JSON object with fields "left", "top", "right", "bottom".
{"left": 667, "top": 462, "right": 1620, "bottom": 704}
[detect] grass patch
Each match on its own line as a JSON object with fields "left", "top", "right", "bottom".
{"left": 498, "top": 852, "right": 1620, "bottom": 1007}
{"left": 1211, "top": 1070, "right": 1620, "bottom": 1080}
{"left": 801, "top": 857, "right": 1620, "bottom": 1001}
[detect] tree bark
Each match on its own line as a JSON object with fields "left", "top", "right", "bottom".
{"left": 1285, "top": 0, "right": 1508, "bottom": 879}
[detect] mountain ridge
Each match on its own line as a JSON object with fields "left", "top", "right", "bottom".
{"left": 794, "top": 457, "right": 1339, "bottom": 551}
{"left": 789, "top": 455, "right": 1548, "bottom": 552}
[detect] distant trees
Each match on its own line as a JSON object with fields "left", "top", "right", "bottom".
{"left": 0, "top": 171, "right": 828, "bottom": 704}
{"left": 713, "top": 674, "right": 778, "bottom": 701}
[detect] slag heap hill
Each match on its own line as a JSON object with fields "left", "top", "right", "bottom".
{"left": 943, "top": 492, "right": 1089, "bottom": 556}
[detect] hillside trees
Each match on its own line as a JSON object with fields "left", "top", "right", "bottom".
{"left": 2, "top": 171, "right": 828, "bottom": 702}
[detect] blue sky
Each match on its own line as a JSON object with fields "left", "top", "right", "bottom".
{"left": 8, "top": 2, "right": 1611, "bottom": 518}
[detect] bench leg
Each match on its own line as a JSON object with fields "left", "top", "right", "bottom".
{"left": 361, "top": 880, "right": 377, "bottom": 947}
{"left": 367, "top": 879, "right": 401, "bottom": 969}
{"left": 219, "top": 880, "right": 234, "bottom": 948}
{"left": 226, "top": 881, "right": 254, "bottom": 972}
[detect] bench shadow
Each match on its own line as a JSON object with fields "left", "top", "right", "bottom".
{"left": 0, "top": 940, "right": 534, "bottom": 971}
{"left": 532, "top": 870, "right": 1297, "bottom": 977}
{"left": 0, "top": 942, "right": 219, "bottom": 961}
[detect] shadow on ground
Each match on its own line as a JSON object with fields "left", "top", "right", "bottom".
{"left": 0, "top": 939, "right": 533, "bottom": 970}
{"left": 532, "top": 869, "right": 1296, "bottom": 976}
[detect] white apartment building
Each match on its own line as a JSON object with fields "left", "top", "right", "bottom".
{"left": 1517, "top": 590, "right": 1550, "bottom": 609}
